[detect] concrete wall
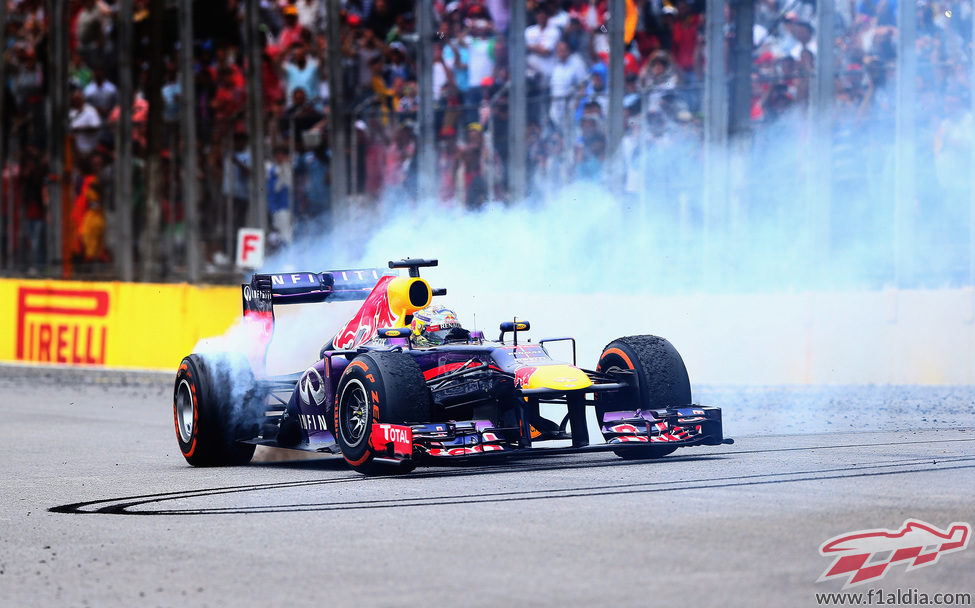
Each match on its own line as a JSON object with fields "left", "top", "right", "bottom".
{"left": 4, "top": 277, "right": 973, "bottom": 385}
{"left": 440, "top": 287, "right": 975, "bottom": 386}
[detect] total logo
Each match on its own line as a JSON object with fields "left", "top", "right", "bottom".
{"left": 370, "top": 423, "right": 413, "bottom": 458}
{"left": 378, "top": 424, "right": 411, "bottom": 444}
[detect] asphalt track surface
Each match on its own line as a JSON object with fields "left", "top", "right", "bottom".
{"left": 1, "top": 365, "right": 973, "bottom": 608}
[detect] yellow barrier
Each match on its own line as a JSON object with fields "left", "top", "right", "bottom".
{"left": 0, "top": 278, "right": 241, "bottom": 371}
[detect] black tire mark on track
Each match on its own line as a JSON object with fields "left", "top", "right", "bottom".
{"left": 50, "top": 451, "right": 975, "bottom": 516}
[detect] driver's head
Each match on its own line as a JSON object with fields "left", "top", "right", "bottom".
{"left": 410, "top": 305, "right": 469, "bottom": 345}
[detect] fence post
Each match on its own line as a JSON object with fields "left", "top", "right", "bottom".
{"left": 223, "top": 131, "right": 234, "bottom": 258}
{"left": 288, "top": 115, "right": 296, "bottom": 218}
{"left": 116, "top": 0, "right": 135, "bottom": 281}
{"left": 728, "top": 0, "right": 754, "bottom": 249}
{"left": 811, "top": 0, "right": 835, "bottom": 276}
{"left": 142, "top": 0, "right": 166, "bottom": 280}
{"left": 971, "top": 8, "right": 975, "bottom": 288}
{"left": 607, "top": 0, "right": 625, "bottom": 196}
{"left": 416, "top": 0, "right": 436, "bottom": 203}
{"left": 0, "top": 0, "right": 6, "bottom": 269}
{"left": 245, "top": 0, "right": 267, "bottom": 238}
{"left": 179, "top": 0, "right": 200, "bottom": 282}
{"left": 326, "top": 0, "right": 347, "bottom": 213}
{"left": 47, "top": 0, "right": 67, "bottom": 277}
{"left": 894, "top": 0, "right": 917, "bottom": 287}
{"left": 703, "top": 0, "right": 729, "bottom": 282}
{"left": 508, "top": 0, "right": 527, "bottom": 203}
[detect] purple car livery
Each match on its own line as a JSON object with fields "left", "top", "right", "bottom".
{"left": 172, "top": 258, "right": 730, "bottom": 474}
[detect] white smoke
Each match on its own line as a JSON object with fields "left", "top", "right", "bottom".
{"left": 253, "top": 103, "right": 972, "bottom": 366}
{"left": 187, "top": 88, "right": 975, "bottom": 440}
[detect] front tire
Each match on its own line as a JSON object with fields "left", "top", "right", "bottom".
{"left": 334, "top": 351, "right": 432, "bottom": 475}
{"left": 173, "top": 353, "right": 260, "bottom": 466}
{"left": 596, "top": 335, "right": 691, "bottom": 460}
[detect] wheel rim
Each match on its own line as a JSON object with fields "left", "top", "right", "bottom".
{"left": 175, "top": 378, "right": 194, "bottom": 444}
{"left": 338, "top": 379, "right": 369, "bottom": 448}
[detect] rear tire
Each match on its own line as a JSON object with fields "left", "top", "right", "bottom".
{"left": 173, "top": 353, "right": 261, "bottom": 466}
{"left": 596, "top": 335, "right": 691, "bottom": 460}
{"left": 334, "top": 351, "right": 431, "bottom": 475}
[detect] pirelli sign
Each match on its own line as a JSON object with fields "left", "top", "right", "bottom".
{"left": 1, "top": 278, "right": 242, "bottom": 370}
{"left": 16, "top": 286, "right": 110, "bottom": 364}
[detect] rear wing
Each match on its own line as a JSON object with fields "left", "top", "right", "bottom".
{"left": 239, "top": 268, "right": 391, "bottom": 374}
{"left": 239, "top": 259, "right": 445, "bottom": 372}
{"left": 244, "top": 268, "right": 392, "bottom": 308}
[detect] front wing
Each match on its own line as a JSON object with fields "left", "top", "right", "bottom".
{"left": 367, "top": 406, "right": 728, "bottom": 465}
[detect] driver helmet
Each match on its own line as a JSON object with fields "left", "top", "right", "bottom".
{"left": 410, "top": 305, "right": 468, "bottom": 345}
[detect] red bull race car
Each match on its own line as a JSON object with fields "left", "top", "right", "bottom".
{"left": 172, "top": 258, "right": 730, "bottom": 474}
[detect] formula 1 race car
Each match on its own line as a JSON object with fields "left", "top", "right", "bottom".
{"left": 172, "top": 258, "right": 730, "bottom": 474}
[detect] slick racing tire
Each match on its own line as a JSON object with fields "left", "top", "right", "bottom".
{"left": 173, "top": 353, "right": 261, "bottom": 466}
{"left": 334, "top": 351, "right": 432, "bottom": 475}
{"left": 596, "top": 335, "right": 691, "bottom": 460}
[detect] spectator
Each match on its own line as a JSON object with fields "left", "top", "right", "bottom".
{"left": 670, "top": 0, "right": 702, "bottom": 78}
{"left": 75, "top": 0, "right": 108, "bottom": 67}
{"left": 641, "top": 51, "right": 677, "bottom": 107}
{"left": 467, "top": 18, "right": 497, "bottom": 107}
{"left": 69, "top": 51, "right": 93, "bottom": 90}
{"left": 458, "top": 122, "right": 493, "bottom": 209}
{"left": 223, "top": 131, "right": 251, "bottom": 242}
{"left": 442, "top": 18, "right": 472, "bottom": 103}
{"left": 276, "top": 4, "right": 305, "bottom": 57}
{"left": 208, "top": 43, "right": 245, "bottom": 90}
{"left": 18, "top": 149, "right": 47, "bottom": 274}
{"left": 84, "top": 65, "right": 118, "bottom": 120}
{"left": 366, "top": 0, "right": 398, "bottom": 38}
{"left": 294, "top": 142, "right": 330, "bottom": 221}
{"left": 363, "top": 111, "right": 390, "bottom": 200}
{"left": 576, "top": 62, "right": 609, "bottom": 121}
{"left": 525, "top": 7, "right": 561, "bottom": 84}
{"left": 79, "top": 193, "right": 107, "bottom": 263}
{"left": 280, "top": 87, "right": 325, "bottom": 149}
{"left": 576, "top": 131, "right": 606, "bottom": 181}
{"left": 9, "top": 47, "right": 45, "bottom": 146}
{"left": 70, "top": 165, "right": 100, "bottom": 261}
{"left": 161, "top": 63, "right": 182, "bottom": 124}
{"left": 295, "top": 0, "right": 323, "bottom": 33}
{"left": 69, "top": 89, "right": 102, "bottom": 160}
{"left": 354, "top": 27, "right": 386, "bottom": 96}
{"left": 432, "top": 43, "right": 456, "bottom": 103}
{"left": 9, "top": 47, "right": 43, "bottom": 110}
{"left": 267, "top": 146, "right": 294, "bottom": 245}
{"left": 281, "top": 44, "right": 321, "bottom": 106}
{"left": 437, "top": 125, "right": 460, "bottom": 204}
{"left": 784, "top": 17, "right": 816, "bottom": 61}
{"left": 383, "top": 41, "right": 413, "bottom": 87}
{"left": 549, "top": 39, "right": 588, "bottom": 129}
{"left": 385, "top": 121, "right": 418, "bottom": 197}
{"left": 211, "top": 66, "right": 247, "bottom": 132}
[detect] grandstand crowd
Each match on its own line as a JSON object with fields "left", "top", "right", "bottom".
{"left": 1, "top": 0, "right": 973, "bottom": 275}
